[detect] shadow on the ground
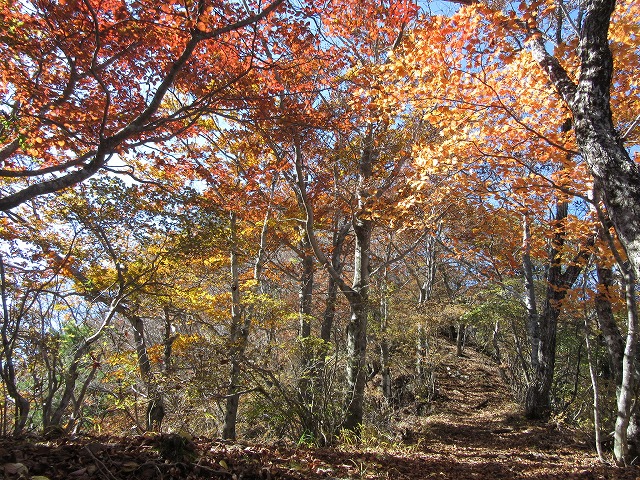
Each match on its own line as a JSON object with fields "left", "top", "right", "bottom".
{"left": 308, "top": 445, "right": 639, "bottom": 480}
{"left": 420, "top": 416, "right": 576, "bottom": 452}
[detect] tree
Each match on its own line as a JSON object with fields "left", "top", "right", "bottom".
{"left": 384, "top": 0, "right": 638, "bottom": 457}
{"left": 0, "top": 253, "right": 41, "bottom": 434}
{"left": 523, "top": 202, "right": 594, "bottom": 419}
{"left": 525, "top": 0, "right": 640, "bottom": 283}
{"left": 438, "top": 0, "right": 640, "bottom": 284}
{"left": 0, "top": 0, "right": 286, "bottom": 211}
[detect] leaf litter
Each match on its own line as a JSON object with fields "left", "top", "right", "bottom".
{"left": 2, "top": 341, "right": 639, "bottom": 479}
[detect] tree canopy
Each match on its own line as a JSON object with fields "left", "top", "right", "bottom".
{"left": 1, "top": 0, "right": 640, "bottom": 468}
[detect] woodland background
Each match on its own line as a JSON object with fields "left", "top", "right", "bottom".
{"left": 0, "top": 0, "right": 639, "bottom": 470}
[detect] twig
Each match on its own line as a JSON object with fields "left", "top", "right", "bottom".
{"left": 622, "top": 113, "right": 640, "bottom": 141}
{"left": 83, "top": 445, "right": 118, "bottom": 480}
{"left": 135, "top": 461, "right": 166, "bottom": 480}
{"left": 192, "top": 462, "right": 233, "bottom": 477}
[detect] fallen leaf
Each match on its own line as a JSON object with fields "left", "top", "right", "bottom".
{"left": 4, "top": 463, "right": 28, "bottom": 475}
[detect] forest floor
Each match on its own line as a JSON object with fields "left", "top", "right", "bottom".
{"left": 2, "top": 340, "right": 640, "bottom": 480}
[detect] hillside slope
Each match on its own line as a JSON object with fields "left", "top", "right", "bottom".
{"left": 1, "top": 341, "right": 638, "bottom": 479}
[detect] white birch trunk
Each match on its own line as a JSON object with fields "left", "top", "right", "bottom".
{"left": 613, "top": 269, "right": 638, "bottom": 465}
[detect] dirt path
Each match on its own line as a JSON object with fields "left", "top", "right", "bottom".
{"left": 402, "top": 340, "right": 619, "bottom": 479}
{"left": 290, "top": 340, "right": 639, "bottom": 479}
{"left": 259, "top": 339, "right": 639, "bottom": 479}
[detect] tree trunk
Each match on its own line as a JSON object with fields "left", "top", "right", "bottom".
{"left": 163, "top": 306, "right": 177, "bottom": 374}
{"left": 573, "top": 16, "right": 640, "bottom": 284}
{"left": 416, "top": 232, "right": 437, "bottom": 381}
{"left": 614, "top": 268, "right": 638, "bottom": 465}
{"left": 299, "top": 233, "right": 314, "bottom": 339}
{"left": 416, "top": 323, "right": 427, "bottom": 380}
{"left": 525, "top": 202, "right": 571, "bottom": 419}
{"left": 378, "top": 239, "right": 393, "bottom": 403}
{"left": 291, "top": 133, "right": 372, "bottom": 434}
{"left": 128, "top": 314, "right": 165, "bottom": 432}
{"left": 524, "top": 201, "right": 595, "bottom": 419}
{"left": 522, "top": 214, "right": 540, "bottom": 371}
{"left": 41, "top": 354, "right": 62, "bottom": 429}
{"left": 595, "top": 263, "right": 624, "bottom": 384}
{"left": 344, "top": 297, "right": 368, "bottom": 431}
{"left": 222, "top": 212, "right": 249, "bottom": 440}
{"left": 0, "top": 359, "right": 29, "bottom": 435}
{"left": 380, "top": 337, "right": 392, "bottom": 402}
{"left": 0, "top": 255, "right": 30, "bottom": 435}
{"left": 529, "top": 0, "right": 640, "bottom": 284}
{"left": 50, "top": 299, "right": 120, "bottom": 429}
{"left": 321, "top": 276, "right": 339, "bottom": 343}
{"left": 456, "top": 323, "right": 465, "bottom": 357}
{"left": 492, "top": 320, "right": 502, "bottom": 365}
{"left": 418, "top": 231, "right": 438, "bottom": 304}
{"left": 69, "top": 359, "right": 100, "bottom": 434}
{"left": 584, "top": 286, "right": 606, "bottom": 462}
{"left": 379, "top": 259, "right": 392, "bottom": 402}
{"left": 321, "top": 223, "right": 349, "bottom": 343}
{"left": 529, "top": 1, "right": 640, "bottom": 440}
{"left": 343, "top": 129, "right": 374, "bottom": 432}
{"left": 299, "top": 232, "right": 314, "bottom": 342}
{"left": 297, "top": 231, "right": 315, "bottom": 424}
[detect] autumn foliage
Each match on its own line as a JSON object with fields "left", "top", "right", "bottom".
{"left": 0, "top": 0, "right": 639, "bottom": 469}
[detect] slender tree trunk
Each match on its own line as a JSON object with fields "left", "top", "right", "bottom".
{"left": 416, "top": 323, "right": 427, "bottom": 380}
{"left": 321, "top": 276, "right": 339, "bottom": 343}
{"left": 525, "top": 202, "right": 567, "bottom": 419}
{"left": 0, "top": 359, "right": 29, "bottom": 435}
{"left": 602, "top": 275, "right": 640, "bottom": 463}
{"left": 0, "top": 256, "right": 29, "bottom": 435}
{"left": 595, "top": 263, "right": 624, "bottom": 384}
{"left": 222, "top": 198, "right": 271, "bottom": 438}
{"left": 492, "top": 320, "right": 502, "bottom": 365}
{"left": 379, "top": 246, "right": 392, "bottom": 403}
{"left": 299, "top": 233, "right": 314, "bottom": 340}
{"left": 128, "top": 314, "right": 165, "bottom": 432}
{"left": 416, "top": 232, "right": 437, "bottom": 381}
{"left": 253, "top": 185, "right": 274, "bottom": 290}
{"left": 321, "top": 223, "right": 349, "bottom": 343}
{"left": 510, "top": 318, "right": 531, "bottom": 383}
{"left": 380, "top": 337, "right": 391, "bottom": 402}
{"left": 69, "top": 359, "right": 100, "bottom": 434}
{"left": 222, "top": 212, "right": 249, "bottom": 440}
{"left": 584, "top": 291, "right": 606, "bottom": 461}
{"left": 297, "top": 231, "right": 315, "bottom": 429}
{"left": 50, "top": 299, "right": 120, "bottom": 428}
{"left": 343, "top": 129, "right": 375, "bottom": 432}
{"left": 344, "top": 296, "right": 368, "bottom": 431}
{"left": 524, "top": 202, "right": 594, "bottom": 419}
{"left": 41, "top": 355, "right": 61, "bottom": 429}
{"left": 163, "top": 306, "right": 177, "bottom": 374}
{"left": 456, "top": 323, "right": 465, "bottom": 357}
{"left": 614, "top": 268, "right": 638, "bottom": 465}
{"left": 344, "top": 265, "right": 370, "bottom": 430}
{"left": 522, "top": 214, "right": 540, "bottom": 371}
{"left": 593, "top": 212, "right": 640, "bottom": 462}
